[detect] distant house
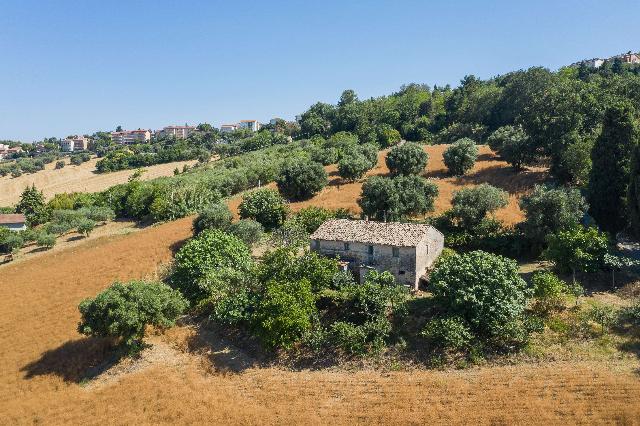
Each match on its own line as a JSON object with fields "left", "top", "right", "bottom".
{"left": 220, "top": 124, "right": 239, "bottom": 133}
{"left": 0, "top": 214, "right": 27, "bottom": 232}
{"left": 0, "top": 144, "right": 23, "bottom": 160}
{"left": 110, "top": 129, "right": 151, "bottom": 145}
{"left": 156, "top": 125, "right": 196, "bottom": 139}
{"left": 310, "top": 219, "right": 444, "bottom": 290}
{"left": 60, "top": 136, "right": 89, "bottom": 152}
{"left": 238, "top": 120, "right": 261, "bottom": 132}
{"left": 619, "top": 51, "right": 640, "bottom": 64}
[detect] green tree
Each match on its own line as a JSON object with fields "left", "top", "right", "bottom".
{"left": 36, "top": 232, "right": 56, "bottom": 249}
{"left": 171, "top": 230, "right": 254, "bottom": 302}
{"left": 276, "top": 159, "right": 328, "bottom": 201}
{"left": 379, "top": 126, "right": 401, "bottom": 147}
{"left": 338, "top": 153, "right": 372, "bottom": 181}
{"left": 385, "top": 142, "right": 429, "bottom": 175}
{"left": 487, "top": 125, "right": 532, "bottom": 170}
{"left": 358, "top": 176, "right": 401, "bottom": 221}
{"left": 55, "top": 160, "right": 65, "bottom": 169}
{"left": 77, "top": 218, "right": 96, "bottom": 237}
{"left": 544, "top": 226, "right": 610, "bottom": 283}
{"left": 449, "top": 184, "right": 508, "bottom": 229}
{"left": 78, "top": 281, "right": 188, "bottom": 351}
{"left": 588, "top": 102, "right": 638, "bottom": 234}
{"left": 443, "top": 138, "right": 478, "bottom": 175}
{"left": 192, "top": 203, "right": 233, "bottom": 235}
{"left": 228, "top": 219, "right": 264, "bottom": 246}
{"left": 252, "top": 278, "right": 316, "bottom": 349}
{"left": 393, "top": 175, "right": 439, "bottom": 217}
{"left": 519, "top": 185, "right": 588, "bottom": 247}
{"left": 15, "top": 184, "right": 50, "bottom": 225}
{"left": 429, "top": 251, "right": 532, "bottom": 348}
{"left": 238, "top": 188, "right": 288, "bottom": 230}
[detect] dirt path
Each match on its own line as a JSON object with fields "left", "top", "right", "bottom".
{"left": 0, "top": 216, "right": 639, "bottom": 424}
{"left": 0, "top": 157, "right": 198, "bottom": 206}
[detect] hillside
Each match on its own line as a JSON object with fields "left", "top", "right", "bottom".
{"left": 0, "top": 157, "right": 198, "bottom": 206}
{"left": 1, "top": 217, "right": 639, "bottom": 424}
{"left": 228, "top": 144, "right": 547, "bottom": 226}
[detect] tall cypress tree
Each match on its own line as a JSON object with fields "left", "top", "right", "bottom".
{"left": 588, "top": 102, "right": 638, "bottom": 235}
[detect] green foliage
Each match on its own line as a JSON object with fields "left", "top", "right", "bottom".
{"left": 531, "top": 271, "right": 568, "bottom": 299}
{"left": 16, "top": 184, "right": 50, "bottom": 226}
{"left": 238, "top": 188, "right": 288, "bottom": 230}
{"left": 36, "top": 232, "right": 57, "bottom": 249}
{"left": 0, "top": 229, "right": 24, "bottom": 254}
{"left": 228, "top": 219, "right": 264, "bottom": 246}
{"left": 619, "top": 301, "right": 640, "bottom": 327}
{"left": 192, "top": 203, "right": 233, "bottom": 235}
{"left": 252, "top": 278, "right": 317, "bottom": 349}
{"left": 443, "top": 138, "right": 478, "bottom": 175}
{"left": 290, "top": 206, "right": 349, "bottom": 234}
{"left": 421, "top": 317, "right": 473, "bottom": 350}
{"left": 55, "top": 160, "right": 65, "bottom": 169}
{"left": 77, "top": 218, "right": 96, "bottom": 237}
{"left": 519, "top": 184, "right": 588, "bottom": 247}
{"left": 258, "top": 248, "right": 341, "bottom": 292}
{"left": 78, "top": 280, "right": 188, "bottom": 350}
{"left": 487, "top": 125, "right": 532, "bottom": 170}
{"left": 358, "top": 175, "right": 438, "bottom": 220}
{"left": 276, "top": 159, "right": 327, "bottom": 201}
{"left": 544, "top": 226, "right": 610, "bottom": 275}
{"left": 588, "top": 102, "right": 638, "bottom": 234}
{"left": 449, "top": 184, "right": 508, "bottom": 230}
{"left": 385, "top": 142, "right": 428, "bottom": 175}
{"left": 429, "top": 251, "right": 532, "bottom": 349}
{"left": 337, "top": 153, "right": 371, "bottom": 181}
{"left": 379, "top": 126, "right": 401, "bottom": 147}
{"left": 171, "top": 230, "right": 254, "bottom": 303}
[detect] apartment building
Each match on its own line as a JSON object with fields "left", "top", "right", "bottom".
{"left": 110, "top": 129, "right": 151, "bottom": 145}
{"left": 156, "top": 125, "right": 196, "bottom": 139}
{"left": 60, "top": 136, "right": 89, "bottom": 152}
{"left": 220, "top": 124, "right": 239, "bottom": 133}
{"left": 239, "top": 120, "right": 260, "bottom": 132}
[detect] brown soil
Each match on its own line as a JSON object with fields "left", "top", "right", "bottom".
{"left": 0, "top": 157, "right": 198, "bottom": 206}
{"left": 228, "top": 145, "right": 548, "bottom": 226}
{"left": 1, "top": 217, "right": 639, "bottom": 424}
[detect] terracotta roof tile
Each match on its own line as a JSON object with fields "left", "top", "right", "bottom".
{"left": 310, "top": 219, "right": 442, "bottom": 247}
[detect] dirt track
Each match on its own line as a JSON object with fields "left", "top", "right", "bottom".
{"left": 1, "top": 217, "right": 639, "bottom": 424}
{"left": 0, "top": 157, "right": 197, "bottom": 206}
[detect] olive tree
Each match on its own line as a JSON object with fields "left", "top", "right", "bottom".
{"left": 238, "top": 188, "right": 288, "bottom": 230}
{"left": 276, "top": 159, "right": 328, "bottom": 201}
{"left": 443, "top": 138, "right": 478, "bottom": 176}
{"left": 193, "top": 203, "right": 233, "bottom": 235}
{"left": 385, "top": 142, "right": 428, "bottom": 175}
{"left": 338, "top": 153, "right": 372, "bottom": 182}
{"left": 449, "top": 184, "right": 508, "bottom": 229}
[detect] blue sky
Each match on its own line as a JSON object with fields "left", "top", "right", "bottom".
{"left": 1, "top": 0, "right": 639, "bottom": 142}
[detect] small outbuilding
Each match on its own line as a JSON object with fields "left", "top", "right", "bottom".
{"left": 0, "top": 214, "right": 27, "bottom": 232}
{"left": 310, "top": 219, "right": 444, "bottom": 290}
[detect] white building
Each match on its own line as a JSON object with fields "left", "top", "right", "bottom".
{"left": 220, "top": 124, "right": 239, "bottom": 133}
{"left": 156, "top": 125, "right": 196, "bottom": 139}
{"left": 238, "top": 120, "right": 261, "bottom": 132}
{"left": 583, "top": 58, "right": 605, "bottom": 69}
{"left": 0, "top": 214, "right": 27, "bottom": 232}
{"left": 60, "top": 136, "right": 89, "bottom": 152}
{"left": 110, "top": 129, "right": 151, "bottom": 145}
{"left": 0, "top": 144, "right": 22, "bottom": 160}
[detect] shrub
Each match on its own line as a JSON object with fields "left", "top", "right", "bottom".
{"left": 238, "top": 188, "right": 288, "bottom": 230}
{"left": 530, "top": 271, "right": 568, "bottom": 316}
{"left": 192, "top": 203, "right": 233, "bottom": 235}
{"left": 0, "top": 230, "right": 24, "bottom": 254}
{"left": 36, "top": 232, "right": 57, "bottom": 249}
{"left": 171, "top": 229, "right": 254, "bottom": 303}
{"left": 228, "top": 219, "right": 264, "bottom": 246}
{"left": 337, "top": 154, "right": 371, "bottom": 181}
{"left": 55, "top": 160, "right": 65, "bottom": 169}
{"left": 276, "top": 159, "right": 328, "bottom": 201}
{"left": 385, "top": 142, "right": 428, "bottom": 175}
{"left": 619, "top": 301, "right": 640, "bottom": 326}
{"left": 78, "top": 281, "right": 188, "bottom": 350}
{"left": 252, "top": 278, "right": 317, "bottom": 349}
{"left": 292, "top": 206, "right": 344, "bottom": 234}
{"left": 85, "top": 206, "right": 115, "bottom": 222}
{"left": 258, "top": 247, "right": 341, "bottom": 292}
{"left": 584, "top": 303, "right": 617, "bottom": 335}
{"left": 77, "top": 218, "right": 96, "bottom": 237}
{"left": 544, "top": 226, "right": 609, "bottom": 277}
{"left": 443, "top": 138, "right": 478, "bottom": 175}
{"left": 421, "top": 317, "right": 472, "bottom": 350}
{"left": 429, "top": 251, "right": 532, "bottom": 349}
{"left": 449, "top": 184, "right": 508, "bottom": 230}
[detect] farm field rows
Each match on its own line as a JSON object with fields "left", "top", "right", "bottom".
{"left": 228, "top": 144, "right": 547, "bottom": 226}
{"left": 1, "top": 216, "right": 639, "bottom": 424}
{"left": 0, "top": 157, "right": 198, "bottom": 206}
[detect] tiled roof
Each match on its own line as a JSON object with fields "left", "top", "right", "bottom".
{"left": 0, "top": 214, "right": 26, "bottom": 225}
{"left": 310, "top": 219, "right": 441, "bottom": 247}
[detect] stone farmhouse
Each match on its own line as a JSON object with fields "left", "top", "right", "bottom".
{"left": 310, "top": 219, "right": 444, "bottom": 290}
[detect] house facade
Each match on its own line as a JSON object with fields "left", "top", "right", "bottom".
{"left": 110, "top": 129, "right": 151, "bottom": 145}
{"left": 156, "top": 125, "right": 196, "bottom": 139}
{"left": 239, "top": 120, "right": 260, "bottom": 132}
{"left": 60, "top": 136, "right": 89, "bottom": 152}
{"left": 0, "top": 214, "right": 27, "bottom": 232}
{"left": 310, "top": 219, "right": 444, "bottom": 290}
{"left": 220, "top": 124, "right": 239, "bottom": 133}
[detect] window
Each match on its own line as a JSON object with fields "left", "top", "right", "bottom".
{"left": 344, "top": 242, "right": 350, "bottom": 251}
{"left": 399, "top": 270, "right": 406, "bottom": 275}
{"left": 313, "top": 240, "right": 320, "bottom": 250}
{"left": 392, "top": 247, "right": 400, "bottom": 258}
{"left": 368, "top": 245, "right": 374, "bottom": 255}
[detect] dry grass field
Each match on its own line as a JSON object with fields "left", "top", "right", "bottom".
{"left": 228, "top": 145, "right": 547, "bottom": 226}
{"left": 1, "top": 217, "right": 639, "bottom": 424}
{"left": 0, "top": 157, "right": 197, "bottom": 206}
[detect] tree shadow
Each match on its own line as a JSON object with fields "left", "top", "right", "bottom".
{"left": 21, "top": 337, "right": 121, "bottom": 383}
{"left": 455, "top": 165, "right": 548, "bottom": 194}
